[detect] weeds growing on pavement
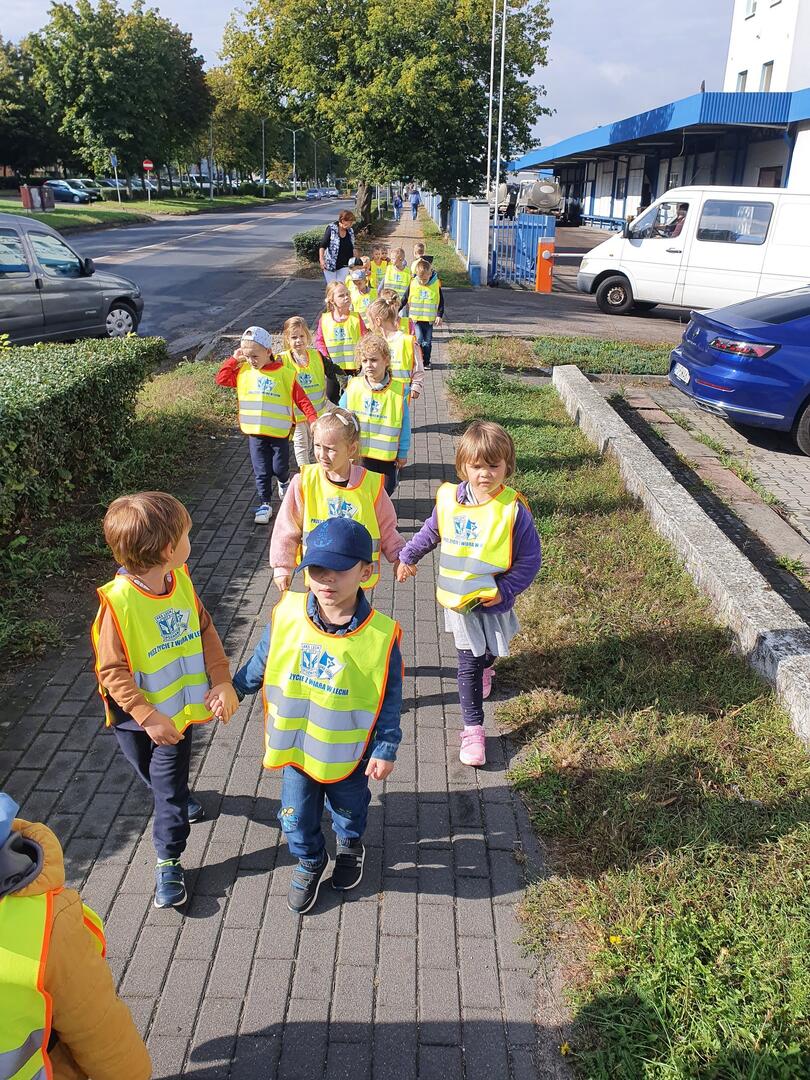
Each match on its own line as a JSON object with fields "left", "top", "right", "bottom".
{"left": 447, "top": 360, "right": 810, "bottom": 1078}
{"left": 0, "top": 362, "right": 233, "bottom": 667}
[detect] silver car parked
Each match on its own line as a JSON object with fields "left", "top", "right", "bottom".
{"left": 0, "top": 214, "right": 144, "bottom": 345}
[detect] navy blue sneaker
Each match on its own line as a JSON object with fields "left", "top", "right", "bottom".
{"left": 187, "top": 796, "right": 205, "bottom": 824}
{"left": 155, "top": 860, "right": 186, "bottom": 908}
{"left": 332, "top": 841, "right": 365, "bottom": 891}
{"left": 287, "top": 853, "right": 330, "bottom": 915}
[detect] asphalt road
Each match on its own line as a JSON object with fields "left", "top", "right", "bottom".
{"left": 68, "top": 199, "right": 352, "bottom": 347}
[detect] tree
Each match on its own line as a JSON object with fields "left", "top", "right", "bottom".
{"left": 205, "top": 67, "right": 268, "bottom": 178}
{"left": 223, "top": 0, "right": 550, "bottom": 222}
{"left": 31, "top": 0, "right": 212, "bottom": 186}
{"left": 0, "top": 36, "right": 67, "bottom": 177}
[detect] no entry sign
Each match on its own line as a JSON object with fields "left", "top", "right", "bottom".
{"left": 143, "top": 159, "right": 154, "bottom": 172}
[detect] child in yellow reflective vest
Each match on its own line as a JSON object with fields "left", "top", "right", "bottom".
{"left": 410, "top": 241, "right": 427, "bottom": 275}
{"left": 380, "top": 286, "right": 416, "bottom": 336}
{"left": 91, "top": 492, "right": 238, "bottom": 908}
{"left": 346, "top": 266, "right": 377, "bottom": 326}
{"left": 367, "top": 296, "right": 425, "bottom": 402}
{"left": 369, "top": 245, "right": 388, "bottom": 291}
{"left": 217, "top": 325, "right": 317, "bottom": 523}
{"left": 279, "top": 316, "right": 332, "bottom": 468}
{"left": 232, "top": 518, "right": 404, "bottom": 915}
{"left": 397, "top": 422, "right": 541, "bottom": 767}
{"left": 0, "top": 793, "right": 152, "bottom": 1079}
{"left": 382, "top": 247, "right": 411, "bottom": 301}
{"left": 270, "top": 407, "right": 406, "bottom": 592}
{"left": 404, "top": 259, "right": 444, "bottom": 369}
{"left": 341, "top": 334, "right": 411, "bottom": 495}
{"left": 314, "top": 282, "right": 366, "bottom": 378}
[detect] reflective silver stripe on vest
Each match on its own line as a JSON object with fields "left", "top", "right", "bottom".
{"left": 266, "top": 685, "right": 375, "bottom": 733}
{"left": 391, "top": 368, "right": 412, "bottom": 380}
{"left": 301, "top": 390, "right": 326, "bottom": 407}
{"left": 267, "top": 725, "right": 367, "bottom": 765}
{"left": 142, "top": 681, "right": 208, "bottom": 718}
{"left": 363, "top": 421, "right": 402, "bottom": 437}
{"left": 0, "top": 1028, "right": 44, "bottom": 1077}
{"left": 439, "top": 553, "right": 505, "bottom": 575}
{"left": 239, "top": 402, "right": 293, "bottom": 418}
{"left": 364, "top": 435, "right": 398, "bottom": 451}
{"left": 133, "top": 653, "right": 207, "bottom": 695}
{"left": 437, "top": 572, "right": 496, "bottom": 596}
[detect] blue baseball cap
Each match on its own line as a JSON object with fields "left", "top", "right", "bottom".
{"left": 296, "top": 518, "right": 373, "bottom": 573}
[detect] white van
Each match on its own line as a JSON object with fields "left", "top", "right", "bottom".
{"left": 576, "top": 186, "right": 810, "bottom": 315}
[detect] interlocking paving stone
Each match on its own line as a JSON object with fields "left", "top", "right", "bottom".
{"left": 3, "top": 258, "right": 555, "bottom": 1075}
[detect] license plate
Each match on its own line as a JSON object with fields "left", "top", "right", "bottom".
{"left": 672, "top": 362, "right": 690, "bottom": 385}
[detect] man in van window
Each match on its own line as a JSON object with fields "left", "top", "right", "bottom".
{"left": 667, "top": 203, "right": 689, "bottom": 238}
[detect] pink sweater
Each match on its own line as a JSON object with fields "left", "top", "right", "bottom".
{"left": 269, "top": 465, "right": 406, "bottom": 575}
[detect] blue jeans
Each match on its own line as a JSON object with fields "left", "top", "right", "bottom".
{"left": 411, "top": 204, "right": 419, "bottom": 220}
{"left": 248, "top": 434, "right": 290, "bottom": 503}
{"left": 278, "top": 761, "right": 371, "bottom": 864}
{"left": 114, "top": 724, "right": 193, "bottom": 860}
{"left": 414, "top": 321, "right": 434, "bottom": 365}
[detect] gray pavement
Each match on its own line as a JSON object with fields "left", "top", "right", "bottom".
{"left": 1, "top": 334, "right": 566, "bottom": 1077}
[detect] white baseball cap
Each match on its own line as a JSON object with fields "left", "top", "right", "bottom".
{"left": 241, "top": 326, "right": 273, "bottom": 349}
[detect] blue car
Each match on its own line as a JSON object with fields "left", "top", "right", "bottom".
{"left": 669, "top": 287, "right": 810, "bottom": 454}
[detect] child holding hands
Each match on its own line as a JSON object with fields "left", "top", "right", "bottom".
{"left": 397, "top": 422, "right": 541, "bottom": 767}
{"left": 270, "top": 408, "right": 405, "bottom": 592}
{"left": 278, "top": 316, "right": 334, "bottom": 467}
{"left": 314, "top": 281, "right": 365, "bottom": 378}
{"left": 217, "top": 325, "right": 317, "bottom": 524}
{"left": 92, "top": 492, "right": 238, "bottom": 907}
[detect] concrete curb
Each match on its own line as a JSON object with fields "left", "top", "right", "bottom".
{"left": 552, "top": 363, "right": 810, "bottom": 747}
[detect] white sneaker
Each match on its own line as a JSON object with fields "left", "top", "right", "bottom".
{"left": 277, "top": 479, "right": 290, "bottom": 500}
{"left": 254, "top": 503, "right": 273, "bottom": 524}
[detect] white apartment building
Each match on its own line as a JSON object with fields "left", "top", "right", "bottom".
{"left": 724, "top": 0, "right": 810, "bottom": 93}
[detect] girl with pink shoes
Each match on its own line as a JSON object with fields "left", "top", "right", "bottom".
{"left": 396, "top": 421, "right": 541, "bottom": 767}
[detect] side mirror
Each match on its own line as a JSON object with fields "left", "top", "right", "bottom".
{"left": 83, "top": 257, "right": 95, "bottom": 276}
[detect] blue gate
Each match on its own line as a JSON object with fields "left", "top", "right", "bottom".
{"left": 490, "top": 213, "right": 555, "bottom": 285}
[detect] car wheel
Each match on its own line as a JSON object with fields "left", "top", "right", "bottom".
{"left": 595, "top": 275, "right": 635, "bottom": 315}
{"left": 794, "top": 403, "right": 810, "bottom": 457}
{"left": 73, "top": 195, "right": 81, "bottom": 203}
{"left": 106, "top": 303, "right": 136, "bottom": 337}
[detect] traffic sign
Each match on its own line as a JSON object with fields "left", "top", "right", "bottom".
{"left": 110, "top": 152, "right": 118, "bottom": 168}
{"left": 143, "top": 159, "right": 154, "bottom": 172}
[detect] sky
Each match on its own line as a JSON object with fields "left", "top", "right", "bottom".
{"left": 3, "top": 0, "right": 736, "bottom": 150}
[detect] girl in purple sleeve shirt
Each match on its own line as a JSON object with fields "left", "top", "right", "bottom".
{"left": 397, "top": 421, "right": 541, "bottom": 766}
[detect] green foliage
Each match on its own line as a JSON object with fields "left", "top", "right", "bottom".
{"left": 448, "top": 360, "right": 810, "bottom": 1076}
{"left": 224, "top": 0, "right": 551, "bottom": 198}
{"left": 532, "top": 335, "right": 673, "bottom": 374}
{"left": 0, "top": 35, "right": 67, "bottom": 174}
{"left": 292, "top": 226, "right": 325, "bottom": 262}
{"left": 421, "top": 215, "right": 471, "bottom": 288}
{"left": 0, "top": 337, "right": 163, "bottom": 532}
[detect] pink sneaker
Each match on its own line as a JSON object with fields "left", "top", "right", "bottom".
{"left": 459, "top": 725, "right": 486, "bottom": 767}
{"left": 482, "top": 666, "right": 495, "bottom": 700}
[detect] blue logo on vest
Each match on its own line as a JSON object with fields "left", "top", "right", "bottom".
{"left": 300, "top": 644, "right": 345, "bottom": 683}
{"left": 454, "top": 516, "right": 479, "bottom": 542}
{"left": 256, "top": 375, "right": 276, "bottom": 395}
{"left": 298, "top": 371, "right": 315, "bottom": 388}
{"left": 327, "top": 496, "right": 358, "bottom": 520}
{"left": 364, "top": 397, "right": 382, "bottom": 417}
{"left": 155, "top": 608, "right": 190, "bottom": 643}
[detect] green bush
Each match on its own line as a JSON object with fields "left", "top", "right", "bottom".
{"left": 292, "top": 226, "right": 325, "bottom": 262}
{"left": 0, "top": 337, "right": 164, "bottom": 532}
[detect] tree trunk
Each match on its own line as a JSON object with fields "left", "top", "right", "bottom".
{"left": 355, "top": 180, "right": 372, "bottom": 225}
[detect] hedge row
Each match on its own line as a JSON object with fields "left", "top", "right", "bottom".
{"left": 292, "top": 226, "right": 325, "bottom": 262}
{"left": 0, "top": 337, "right": 165, "bottom": 532}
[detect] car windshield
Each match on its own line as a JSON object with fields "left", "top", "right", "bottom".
{"left": 732, "top": 289, "right": 810, "bottom": 324}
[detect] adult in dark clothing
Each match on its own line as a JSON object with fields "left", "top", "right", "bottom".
{"left": 319, "top": 210, "right": 357, "bottom": 284}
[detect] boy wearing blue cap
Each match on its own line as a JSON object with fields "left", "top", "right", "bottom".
{"left": 233, "top": 517, "right": 403, "bottom": 914}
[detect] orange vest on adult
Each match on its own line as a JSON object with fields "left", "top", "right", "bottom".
{"left": 236, "top": 362, "right": 297, "bottom": 437}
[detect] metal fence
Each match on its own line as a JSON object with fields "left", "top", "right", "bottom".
{"left": 490, "top": 213, "right": 556, "bottom": 285}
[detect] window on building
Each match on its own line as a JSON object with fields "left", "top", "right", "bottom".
{"left": 760, "top": 61, "right": 774, "bottom": 92}
{"left": 745, "top": 0, "right": 757, "bottom": 16}
{"left": 737, "top": 70, "right": 748, "bottom": 92}
{"left": 0, "top": 229, "right": 30, "bottom": 275}
{"left": 758, "top": 166, "right": 783, "bottom": 187}
{"left": 697, "top": 199, "right": 774, "bottom": 245}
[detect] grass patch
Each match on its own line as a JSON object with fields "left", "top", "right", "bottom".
{"left": 0, "top": 361, "right": 234, "bottom": 666}
{"left": 776, "top": 554, "right": 808, "bottom": 579}
{"left": 421, "top": 213, "right": 471, "bottom": 288}
{"left": 449, "top": 335, "right": 537, "bottom": 370}
{"left": 447, "top": 360, "right": 810, "bottom": 1077}
{"left": 532, "top": 335, "right": 673, "bottom": 375}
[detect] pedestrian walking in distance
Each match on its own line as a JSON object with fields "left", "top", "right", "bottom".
{"left": 409, "top": 187, "right": 422, "bottom": 220}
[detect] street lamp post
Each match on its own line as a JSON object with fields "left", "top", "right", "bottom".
{"left": 281, "top": 127, "right": 304, "bottom": 197}
{"left": 485, "top": 0, "right": 499, "bottom": 199}
{"left": 261, "top": 116, "right": 271, "bottom": 197}
{"left": 492, "top": 0, "right": 509, "bottom": 276}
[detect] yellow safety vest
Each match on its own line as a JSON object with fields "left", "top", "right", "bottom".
{"left": 387, "top": 330, "right": 416, "bottom": 382}
{"left": 235, "top": 362, "right": 296, "bottom": 437}
{"left": 434, "top": 483, "right": 520, "bottom": 612}
{"left": 320, "top": 312, "right": 363, "bottom": 371}
{"left": 345, "top": 377, "right": 407, "bottom": 462}
{"left": 370, "top": 260, "right": 388, "bottom": 291}
{"left": 408, "top": 277, "right": 440, "bottom": 322}
{"left": 347, "top": 281, "right": 377, "bottom": 326}
{"left": 0, "top": 891, "right": 105, "bottom": 1080}
{"left": 91, "top": 567, "right": 212, "bottom": 734}
{"left": 299, "top": 464, "right": 384, "bottom": 589}
{"left": 398, "top": 316, "right": 411, "bottom": 334}
{"left": 262, "top": 591, "right": 400, "bottom": 782}
{"left": 383, "top": 263, "right": 411, "bottom": 300}
{"left": 280, "top": 349, "right": 326, "bottom": 421}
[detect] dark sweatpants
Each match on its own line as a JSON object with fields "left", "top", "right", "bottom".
{"left": 248, "top": 434, "right": 290, "bottom": 503}
{"left": 456, "top": 649, "right": 495, "bottom": 727}
{"left": 361, "top": 456, "right": 399, "bottom": 495}
{"left": 114, "top": 724, "right": 194, "bottom": 861}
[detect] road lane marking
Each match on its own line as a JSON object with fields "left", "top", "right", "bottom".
{"left": 168, "top": 278, "right": 291, "bottom": 357}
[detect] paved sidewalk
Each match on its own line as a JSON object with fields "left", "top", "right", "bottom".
{"left": 1, "top": 225, "right": 568, "bottom": 1076}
